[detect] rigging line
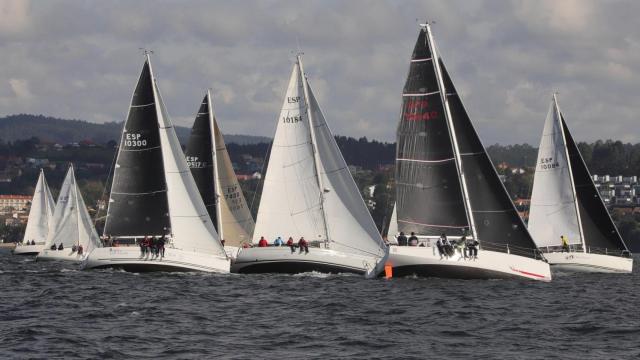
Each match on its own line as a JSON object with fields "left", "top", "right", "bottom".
{"left": 272, "top": 142, "right": 312, "bottom": 148}
{"left": 329, "top": 238, "right": 384, "bottom": 258}
{"left": 93, "top": 141, "right": 120, "bottom": 227}
{"left": 111, "top": 189, "right": 167, "bottom": 195}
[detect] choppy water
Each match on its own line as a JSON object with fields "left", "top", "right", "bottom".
{"left": 1, "top": 249, "right": 639, "bottom": 359}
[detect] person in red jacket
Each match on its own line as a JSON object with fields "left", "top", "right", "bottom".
{"left": 258, "top": 236, "right": 269, "bottom": 247}
{"left": 286, "top": 237, "right": 295, "bottom": 253}
{"left": 298, "top": 237, "right": 309, "bottom": 254}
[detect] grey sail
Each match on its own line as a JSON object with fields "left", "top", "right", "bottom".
{"left": 103, "top": 60, "right": 170, "bottom": 237}
{"left": 561, "top": 115, "right": 629, "bottom": 252}
{"left": 185, "top": 94, "right": 218, "bottom": 227}
{"left": 395, "top": 28, "right": 469, "bottom": 236}
{"left": 440, "top": 61, "right": 539, "bottom": 256}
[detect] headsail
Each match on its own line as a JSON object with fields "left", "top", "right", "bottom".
{"left": 22, "top": 169, "right": 55, "bottom": 244}
{"left": 44, "top": 165, "right": 101, "bottom": 251}
{"left": 387, "top": 203, "right": 398, "bottom": 237}
{"left": 304, "top": 74, "right": 386, "bottom": 257}
{"left": 104, "top": 59, "right": 170, "bottom": 237}
{"left": 528, "top": 97, "right": 582, "bottom": 247}
{"left": 560, "top": 114, "right": 629, "bottom": 252}
{"left": 213, "top": 114, "right": 255, "bottom": 246}
{"left": 253, "top": 62, "right": 326, "bottom": 243}
{"left": 152, "top": 66, "right": 226, "bottom": 257}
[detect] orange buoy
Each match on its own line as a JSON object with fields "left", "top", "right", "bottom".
{"left": 384, "top": 262, "right": 393, "bottom": 279}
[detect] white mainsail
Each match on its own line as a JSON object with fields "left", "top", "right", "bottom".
{"left": 213, "top": 116, "right": 255, "bottom": 246}
{"left": 304, "top": 78, "right": 386, "bottom": 257}
{"left": 528, "top": 95, "right": 582, "bottom": 247}
{"left": 152, "top": 69, "right": 226, "bottom": 257}
{"left": 253, "top": 62, "right": 326, "bottom": 243}
{"left": 44, "top": 165, "right": 101, "bottom": 251}
{"left": 22, "top": 169, "right": 55, "bottom": 244}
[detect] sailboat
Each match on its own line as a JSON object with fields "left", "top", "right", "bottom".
{"left": 528, "top": 94, "right": 633, "bottom": 273}
{"left": 37, "top": 165, "right": 102, "bottom": 262}
{"left": 388, "top": 24, "right": 551, "bottom": 281}
{"left": 83, "top": 54, "right": 230, "bottom": 273}
{"left": 185, "top": 90, "right": 255, "bottom": 259}
{"left": 232, "top": 55, "right": 388, "bottom": 277}
{"left": 13, "top": 169, "right": 55, "bottom": 255}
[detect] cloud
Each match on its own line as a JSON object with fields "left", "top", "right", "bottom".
{"left": 0, "top": 0, "right": 638, "bottom": 145}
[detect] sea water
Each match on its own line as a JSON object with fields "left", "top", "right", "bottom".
{"left": 1, "top": 249, "right": 639, "bottom": 359}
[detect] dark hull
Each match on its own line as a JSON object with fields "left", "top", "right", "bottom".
{"left": 234, "top": 260, "right": 366, "bottom": 275}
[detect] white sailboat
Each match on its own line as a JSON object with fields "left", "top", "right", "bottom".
{"left": 388, "top": 24, "right": 551, "bottom": 281}
{"left": 185, "top": 90, "right": 255, "bottom": 259}
{"left": 528, "top": 95, "right": 633, "bottom": 273}
{"left": 232, "top": 55, "right": 388, "bottom": 277}
{"left": 13, "top": 169, "right": 55, "bottom": 255}
{"left": 83, "top": 54, "right": 230, "bottom": 273}
{"left": 37, "top": 165, "right": 102, "bottom": 262}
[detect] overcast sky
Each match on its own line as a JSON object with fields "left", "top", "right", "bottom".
{"left": 0, "top": 0, "right": 638, "bottom": 144}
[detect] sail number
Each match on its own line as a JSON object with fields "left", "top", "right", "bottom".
{"left": 282, "top": 115, "right": 302, "bottom": 123}
{"left": 186, "top": 156, "right": 207, "bottom": 168}
{"left": 124, "top": 133, "right": 147, "bottom": 147}
{"left": 539, "top": 157, "right": 559, "bottom": 169}
{"left": 224, "top": 185, "right": 245, "bottom": 212}
{"left": 404, "top": 99, "right": 439, "bottom": 121}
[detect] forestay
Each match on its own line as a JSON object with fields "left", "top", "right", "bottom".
{"left": 305, "top": 78, "right": 386, "bottom": 257}
{"left": 22, "top": 170, "right": 55, "bottom": 244}
{"left": 528, "top": 98, "right": 582, "bottom": 247}
{"left": 253, "top": 63, "right": 326, "bottom": 243}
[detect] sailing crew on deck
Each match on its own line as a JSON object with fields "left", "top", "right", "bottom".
{"left": 258, "top": 236, "right": 269, "bottom": 247}
{"left": 31, "top": 240, "right": 35, "bottom": 245}
{"left": 467, "top": 238, "right": 479, "bottom": 259}
{"left": 72, "top": 245, "right": 77, "bottom": 253}
{"left": 397, "top": 232, "right": 408, "bottom": 246}
{"left": 57, "top": 243, "right": 64, "bottom": 250}
{"left": 287, "top": 237, "right": 295, "bottom": 253}
{"left": 298, "top": 237, "right": 309, "bottom": 254}
{"left": 561, "top": 235, "right": 569, "bottom": 253}
{"left": 408, "top": 232, "right": 419, "bottom": 246}
{"left": 159, "top": 235, "right": 166, "bottom": 258}
{"left": 50, "top": 243, "right": 57, "bottom": 250}
{"left": 77, "top": 244, "right": 83, "bottom": 255}
{"left": 442, "top": 235, "right": 454, "bottom": 256}
{"left": 436, "top": 234, "right": 446, "bottom": 258}
{"left": 273, "top": 236, "right": 284, "bottom": 246}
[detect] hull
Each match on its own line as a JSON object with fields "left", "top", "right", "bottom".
{"left": 82, "top": 246, "right": 230, "bottom": 273}
{"left": 388, "top": 245, "right": 551, "bottom": 281}
{"left": 544, "top": 251, "right": 633, "bottom": 273}
{"left": 231, "top": 246, "right": 387, "bottom": 278}
{"left": 37, "top": 248, "right": 88, "bottom": 263}
{"left": 12, "top": 244, "right": 44, "bottom": 256}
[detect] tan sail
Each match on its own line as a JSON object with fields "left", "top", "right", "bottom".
{"left": 213, "top": 118, "right": 255, "bottom": 247}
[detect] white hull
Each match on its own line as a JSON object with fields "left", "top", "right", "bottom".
{"left": 37, "top": 248, "right": 88, "bottom": 263}
{"left": 82, "top": 246, "right": 230, "bottom": 273}
{"left": 12, "top": 244, "right": 44, "bottom": 256}
{"left": 544, "top": 251, "right": 633, "bottom": 273}
{"left": 388, "top": 245, "right": 551, "bottom": 281}
{"left": 231, "top": 246, "right": 387, "bottom": 278}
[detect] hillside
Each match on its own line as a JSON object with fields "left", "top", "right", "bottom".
{"left": 0, "top": 114, "right": 270, "bottom": 145}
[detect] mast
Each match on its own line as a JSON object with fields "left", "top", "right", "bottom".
{"left": 147, "top": 52, "right": 173, "bottom": 238}
{"left": 425, "top": 23, "right": 477, "bottom": 239}
{"left": 554, "top": 94, "right": 586, "bottom": 252}
{"left": 207, "top": 89, "right": 224, "bottom": 241}
{"left": 298, "top": 54, "right": 330, "bottom": 246}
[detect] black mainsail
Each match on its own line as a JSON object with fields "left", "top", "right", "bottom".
{"left": 103, "top": 60, "right": 170, "bottom": 237}
{"left": 395, "top": 28, "right": 469, "bottom": 236}
{"left": 561, "top": 115, "right": 629, "bottom": 252}
{"left": 185, "top": 94, "right": 218, "bottom": 227}
{"left": 396, "top": 26, "right": 539, "bottom": 258}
